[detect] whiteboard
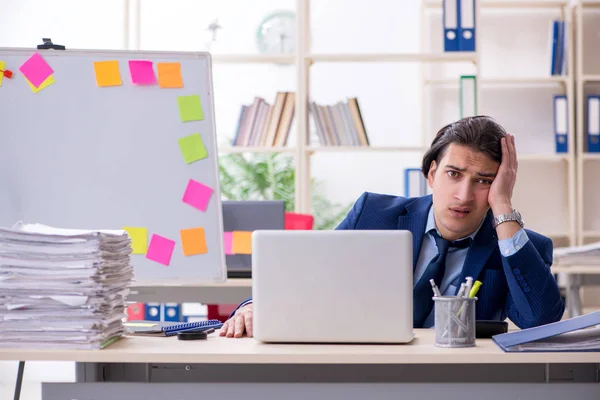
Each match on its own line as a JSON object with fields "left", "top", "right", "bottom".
{"left": 0, "top": 47, "right": 226, "bottom": 282}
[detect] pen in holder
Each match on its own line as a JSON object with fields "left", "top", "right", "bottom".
{"left": 433, "top": 296, "right": 477, "bottom": 348}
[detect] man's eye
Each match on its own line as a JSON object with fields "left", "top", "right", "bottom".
{"left": 447, "top": 171, "right": 458, "bottom": 178}
{"left": 478, "top": 179, "right": 492, "bottom": 185}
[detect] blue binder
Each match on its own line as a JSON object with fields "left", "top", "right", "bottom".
{"left": 404, "top": 168, "right": 427, "bottom": 198}
{"left": 553, "top": 94, "right": 568, "bottom": 153}
{"left": 443, "top": 0, "right": 459, "bottom": 51}
{"left": 587, "top": 95, "right": 600, "bottom": 152}
{"left": 550, "top": 20, "right": 559, "bottom": 75}
{"left": 163, "top": 303, "right": 183, "bottom": 322}
{"left": 492, "top": 311, "right": 600, "bottom": 352}
{"left": 459, "top": 0, "right": 476, "bottom": 51}
{"left": 144, "top": 302, "right": 162, "bottom": 321}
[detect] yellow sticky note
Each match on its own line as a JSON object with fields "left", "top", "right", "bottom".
{"left": 157, "top": 62, "right": 183, "bottom": 88}
{"left": 0, "top": 61, "right": 5, "bottom": 87}
{"left": 232, "top": 231, "right": 252, "bottom": 254}
{"left": 26, "top": 74, "right": 55, "bottom": 93}
{"left": 178, "top": 95, "right": 204, "bottom": 121}
{"left": 94, "top": 60, "right": 122, "bottom": 87}
{"left": 180, "top": 227, "right": 208, "bottom": 256}
{"left": 122, "top": 226, "right": 148, "bottom": 254}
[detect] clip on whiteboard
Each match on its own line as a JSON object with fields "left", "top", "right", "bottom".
{"left": 37, "top": 38, "right": 66, "bottom": 50}
{"left": 0, "top": 69, "right": 13, "bottom": 78}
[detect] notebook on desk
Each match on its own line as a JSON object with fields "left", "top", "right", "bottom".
{"left": 492, "top": 311, "right": 600, "bottom": 352}
{"left": 124, "top": 319, "right": 223, "bottom": 337}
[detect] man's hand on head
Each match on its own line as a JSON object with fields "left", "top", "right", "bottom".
{"left": 488, "top": 133, "right": 517, "bottom": 213}
{"left": 219, "top": 303, "right": 253, "bottom": 338}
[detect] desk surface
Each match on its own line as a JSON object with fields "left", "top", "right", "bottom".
{"left": 130, "top": 278, "right": 252, "bottom": 288}
{"left": 0, "top": 329, "right": 598, "bottom": 365}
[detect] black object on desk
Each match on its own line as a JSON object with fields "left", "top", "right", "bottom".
{"left": 476, "top": 320, "right": 508, "bottom": 338}
{"left": 177, "top": 327, "right": 216, "bottom": 341}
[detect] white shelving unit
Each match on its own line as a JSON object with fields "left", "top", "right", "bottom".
{"left": 420, "top": 0, "right": 575, "bottom": 247}
{"left": 212, "top": 0, "right": 480, "bottom": 214}
{"left": 125, "top": 0, "right": 580, "bottom": 237}
{"left": 575, "top": 0, "right": 600, "bottom": 245}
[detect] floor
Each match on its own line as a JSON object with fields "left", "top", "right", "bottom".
{"left": 0, "top": 361, "right": 75, "bottom": 400}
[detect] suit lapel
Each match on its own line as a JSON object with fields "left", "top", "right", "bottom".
{"left": 396, "top": 195, "right": 432, "bottom": 270}
{"left": 456, "top": 211, "right": 497, "bottom": 294}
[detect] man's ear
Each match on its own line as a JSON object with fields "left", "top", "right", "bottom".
{"left": 427, "top": 160, "right": 437, "bottom": 189}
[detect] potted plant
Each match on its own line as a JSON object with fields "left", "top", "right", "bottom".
{"left": 218, "top": 152, "right": 351, "bottom": 230}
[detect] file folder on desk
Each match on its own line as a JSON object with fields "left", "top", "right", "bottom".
{"left": 587, "top": 95, "right": 600, "bottom": 153}
{"left": 492, "top": 311, "right": 600, "bottom": 352}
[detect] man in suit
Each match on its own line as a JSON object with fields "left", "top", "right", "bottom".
{"left": 220, "top": 115, "right": 565, "bottom": 338}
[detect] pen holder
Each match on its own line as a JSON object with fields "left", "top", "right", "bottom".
{"left": 433, "top": 296, "right": 477, "bottom": 348}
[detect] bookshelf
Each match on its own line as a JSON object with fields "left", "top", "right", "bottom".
{"left": 575, "top": 0, "right": 600, "bottom": 246}
{"left": 421, "top": 0, "right": 576, "bottom": 247}
{"left": 128, "top": 0, "right": 581, "bottom": 240}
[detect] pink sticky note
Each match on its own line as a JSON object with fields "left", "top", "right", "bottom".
{"left": 182, "top": 179, "right": 214, "bottom": 211}
{"left": 224, "top": 232, "right": 234, "bottom": 255}
{"left": 146, "top": 234, "right": 176, "bottom": 266}
{"left": 128, "top": 60, "right": 156, "bottom": 85}
{"left": 19, "top": 52, "right": 54, "bottom": 88}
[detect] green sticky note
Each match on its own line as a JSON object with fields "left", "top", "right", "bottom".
{"left": 177, "top": 95, "right": 204, "bottom": 122}
{"left": 178, "top": 133, "right": 208, "bottom": 163}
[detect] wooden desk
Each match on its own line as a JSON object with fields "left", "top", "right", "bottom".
{"left": 553, "top": 264, "right": 600, "bottom": 318}
{"left": 127, "top": 278, "right": 252, "bottom": 304}
{"left": 2, "top": 329, "right": 599, "bottom": 400}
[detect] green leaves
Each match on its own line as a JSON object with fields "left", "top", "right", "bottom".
{"left": 218, "top": 152, "right": 351, "bottom": 229}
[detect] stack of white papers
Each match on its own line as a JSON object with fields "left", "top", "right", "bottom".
{"left": 554, "top": 241, "right": 600, "bottom": 265}
{"left": 0, "top": 222, "right": 134, "bottom": 349}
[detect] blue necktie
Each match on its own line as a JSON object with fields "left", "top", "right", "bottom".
{"left": 413, "top": 231, "right": 472, "bottom": 328}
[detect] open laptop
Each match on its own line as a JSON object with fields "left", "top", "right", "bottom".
{"left": 222, "top": 200, "right": 285, "bottom": 279}
{"left": 252, "top": 230, "right": 415, "bottom": 344}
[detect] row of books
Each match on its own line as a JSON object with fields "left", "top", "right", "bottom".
{"left": 232, "top": 92, "right": 295, "bottom": 147}
{"left": 231, "top": 92, "right": 370, "bottom": 147}
{"left": 310, "top": 98, "right": 370, "bottom": 146}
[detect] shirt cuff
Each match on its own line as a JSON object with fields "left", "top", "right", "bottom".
{"left": 498, "top": 228, "right": 529, "bottom": 257}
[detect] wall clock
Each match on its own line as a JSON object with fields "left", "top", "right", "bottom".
{"left": 256, "top": 11, "right": 296, "bottom": 55}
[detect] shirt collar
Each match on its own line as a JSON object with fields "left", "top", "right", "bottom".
{"left": 425, "top": 204, "right": 484, "bottom": 241}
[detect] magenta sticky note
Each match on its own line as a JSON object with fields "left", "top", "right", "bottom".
{"left": 128, "top": 60, "right": 156, "bottom": 85}
{"left": 19, "top": 52, "right": 54, "bottom": 88}
{"left": 146, "top": 234, "right": 176, "bottom": 266}
{"left": 182, "top": 179, "right": 214, "bottom": 211}
{"left": 224, "top": 232, "right": 234, "bottom": 255}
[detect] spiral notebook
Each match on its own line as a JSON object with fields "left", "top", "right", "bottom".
{"left": 124, "top": 319, "right": 223, "bottom": 337}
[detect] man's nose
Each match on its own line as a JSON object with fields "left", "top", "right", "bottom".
{"left": 455, "top": 181, "right": 475, "bottom": 202}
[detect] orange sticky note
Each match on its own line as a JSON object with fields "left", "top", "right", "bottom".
{"left": 93, "top": 60, "right": 122, "bottom": 87}
{"left": 157, "top": 62, "right": 183, "bottom": 88}
{"left": 180, "top": 227, "right": 208, "bottom": 256}
{"left": 232, "top": 231, "right": 252, "bottom": 254}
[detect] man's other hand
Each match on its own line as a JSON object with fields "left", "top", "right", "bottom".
{"left": 219, "top": 303, "right": 253, "bottom": 338}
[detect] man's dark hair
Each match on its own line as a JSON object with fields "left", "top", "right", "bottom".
{"left": 421, "top": 115, "right": 506, "bottom": 177}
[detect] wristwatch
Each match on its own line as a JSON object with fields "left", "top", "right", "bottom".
{"left": 492, "top": 209, "right": 524, "bottom": 229}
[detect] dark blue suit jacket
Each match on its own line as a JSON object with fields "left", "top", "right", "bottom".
{"left": 234, "top": 192, "right": 565, "bottom": 329}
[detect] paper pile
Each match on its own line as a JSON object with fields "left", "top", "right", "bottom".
{"left": 0, "top": 222, "right": 134, "bottom": 349}
{"left": 554, "top": 241, "right": 600, "bottom": 265}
